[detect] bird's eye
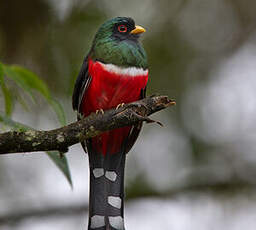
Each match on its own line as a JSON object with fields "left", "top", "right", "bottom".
{"left": 118, "top": 25, "right": 127, "bottom": 33}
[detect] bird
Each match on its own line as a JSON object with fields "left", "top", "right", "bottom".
{"left": 72, "top": 17, "right": 148, "bottom": 230}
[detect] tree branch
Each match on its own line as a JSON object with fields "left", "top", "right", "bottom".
{"left": 0, "top": 96, "right": 175, "bottom": 154}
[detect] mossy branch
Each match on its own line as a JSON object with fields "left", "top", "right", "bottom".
{"left": 0, "top": 96, "right": 175, "bottom": 155}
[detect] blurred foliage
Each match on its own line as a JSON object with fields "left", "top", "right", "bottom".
{"left": 0, "top": 61, "right": 72, "bottom": 186}
{"left": 1, "top": 0, "right": 256, "bottom": 215}
{"left": 0, "top": 61, "right": 66, "bottom": 123}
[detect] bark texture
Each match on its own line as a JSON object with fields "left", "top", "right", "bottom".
{"left": 0, "top": 96, "right": 175, "bottom": 154}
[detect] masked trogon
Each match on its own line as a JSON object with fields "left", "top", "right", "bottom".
{"left": 72, "top": 17, "right": 148, "bottom": 230}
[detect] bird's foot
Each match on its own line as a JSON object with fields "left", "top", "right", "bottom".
{"left": 96, "top": 109, "right": 104, "bottom": 115}
{"left": 116, "top": 103, "right": 125, "bottom": 110}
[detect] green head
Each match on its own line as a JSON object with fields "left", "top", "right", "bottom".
{"left": 90, "top": 17, "right": 148, "bottom": 69}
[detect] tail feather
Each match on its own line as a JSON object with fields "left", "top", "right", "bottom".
{"left": 88, "top": 151, "right": 126, "bottom": 230}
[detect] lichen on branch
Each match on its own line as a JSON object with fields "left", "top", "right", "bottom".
{"left": 0, "top": 96, "right": 175, "bottom": 155}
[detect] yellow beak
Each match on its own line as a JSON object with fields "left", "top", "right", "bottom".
{"left": 130, "top": 25, "right": 146, "bottom": 34}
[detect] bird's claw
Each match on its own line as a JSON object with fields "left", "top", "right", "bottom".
{"left": 116, "top": 103, "right": 125, "bottom": 110}
{"left": 96, "top": 109, "right": 104, "bottom": 115}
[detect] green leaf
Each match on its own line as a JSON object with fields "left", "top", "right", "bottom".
{"left": 1, "top": 84, "right": 13, "bottom": 116}
{"left": 47, "top": 151, "right": 73, "bottom": 188}
{"left": 0, "top": 65, "right": 13, "bottom": 116}
{"left": 0, "top": 62, "right": 4, "bottom": 78}
{"left": 4, "top": 64, "right": 66, "bottom": 126}
{"left": 49, "top": 98, "right": 66, "bottom": 126}
{"left": 3, "top": 64, "right": 36, "bottom": 102}
{"left": 0, "top": 114, "right": 72, "bottom": 187}
{"left": 15, "top": 94, "right": 30, "bottom": 112}
{"left": 10, "top": 65, "right": 50, "bottom": 98}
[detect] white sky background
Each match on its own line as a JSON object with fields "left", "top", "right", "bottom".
{"left": 182, "top": 41, "right": 256, "bottom": 144}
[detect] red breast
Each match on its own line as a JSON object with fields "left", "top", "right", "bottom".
{"left": 81, "top": 58, "right": 148, "bottom": 155}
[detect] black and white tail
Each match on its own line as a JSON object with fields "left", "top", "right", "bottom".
{"left": 87, "top": 150, "right": 126, "bottom": 230}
